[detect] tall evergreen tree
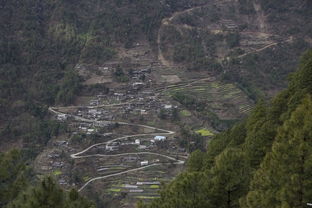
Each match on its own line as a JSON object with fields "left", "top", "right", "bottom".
{"left": 243, "top": 96, "right": 312, "bottom": 208}
{"left": 0, "top": 150, "right": 29, "bottom": 208}
{"left": 209, "top": 148, "right": 250, "bottom": 208}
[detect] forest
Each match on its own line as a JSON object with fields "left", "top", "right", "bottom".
{"left": 139, "top": 50, "right": 312, "bottom": 208}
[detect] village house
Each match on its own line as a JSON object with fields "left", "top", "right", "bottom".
{"left": 89, "top": 99, "right": 99, "bottom": 106}
{"left": 138, "top": 145, "right": 147, "bottom": 150}
{"left": 106, "top": 144, "right": 118, "bottom": 151}
{"left": 86, "top": 128, "right": 96, "bottom": 135}
{"left": 57, "top": 114, "right": 68, "bottom": 121}
{"left": 140, "top": 160, "right": 149, "bottom": 166}
{"left": 154, "top": 136, "right": 166, "bottom": 141}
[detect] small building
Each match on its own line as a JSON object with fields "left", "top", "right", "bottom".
{"left": 135, "top": 139, "right": 140, "bottom": 145}
{"left": 140, "top": 161, "right": 149, "bottom": 166}
{"left": 132, "top": 82, "right": 144, "bottom": 90}
{"left": 140, "top": 109, "right": 148, "bottom": 115}
{"left": 89, "top": 100, "right": 99, "bottom": 106}
{"left": 106, "top": 145, "right": 118, "bottom": 151}
{"left": 154, "top": 136, "right": 166, "bottom": 141}
{"left": 87, "top": 129, "right": 95, "bottom": 133}
{"left": 59, "top": 179, "right": 67, "bottom": 185}
{"left": 138, "top": 145, "right": 147, "bottom": 150}
{"left": 164, "top": 104, "right": 173, "bottom": 109}
{"left": 80, "top": 127, "right": 87, "bottom": 132}
{"left": 57, "top": 114, "right": 68, "bottom": 121}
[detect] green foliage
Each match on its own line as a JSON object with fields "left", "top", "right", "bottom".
{"left": 209, "top": 148, "right": 250, "bottom": 208}
{"left": 243, "top": 101, "right": 278, "bottom": 168}
{"left": 179, "top": 127, "right": 205, "bottom": 152}
{"left": 0, "top": 150, "right": 29, "bottom": 207}
{"left": 7, "top": 177, "right": 95, "bottom": 208}
{"left": 187, "top": 150, "right": 205, "bottom": 172}
{"left": 172, "top": 92, "right": 205, "bottom": 112}
{"left": 149, "top": 172, "right": 211, "bottom": 208}
{"left": 165, "top": 27, "right": 222, "bottom": 72}
{"left": 56, "top": 70, "right": 82, "bottom": 105}
{"left": 243, "top": 96, "right": 312, "bottom": 208}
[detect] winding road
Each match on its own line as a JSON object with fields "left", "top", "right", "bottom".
{"left": 49, "top": 106, "right": 185, "bottom": 192}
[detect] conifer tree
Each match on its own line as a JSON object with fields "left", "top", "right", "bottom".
{"left": 187, "top": 150, "right": 205, "bottom": 172}
{"left": 243, "top": 96, "right": 312, "bottom": 208}
{"left": 209, "top": 148, "right": 250, "bottom": 208}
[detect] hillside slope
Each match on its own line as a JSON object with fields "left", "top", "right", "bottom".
{"left": 140, "top": 50, "right": 312, "bottom": 208}
{"left": 0, "top": 0, "right": 205, "bottom": 149}
{"left": 0, "top": 0, "right": 312, "bottom": 207}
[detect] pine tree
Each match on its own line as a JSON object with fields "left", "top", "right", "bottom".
{"left": 243, "top": 101, "right": 277, "bottom": 168}
{"left": 0, "top": 150, "right": 28, "bottom": 207}
{"left": 209, "top": 148, "right": 250, "bottom": 208}
{"left": 243, "top": 96, "right": 312, "bottom": 208}
{"left": 187, "top": 150, "right": 205, "bottom": 172}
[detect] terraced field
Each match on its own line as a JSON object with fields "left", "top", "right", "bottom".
{"left": 166, "top": 80, "right": 253, "bottom": 120}
{"left": 84, "top": 164, "right": 180, "bottom": 205}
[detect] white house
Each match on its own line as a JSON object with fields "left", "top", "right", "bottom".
{"left": 87, "top": 129, "right": 95, "bottom": 135}
{"left": 135, "top": 139, "right": 140, "bottom": 145}
{"left": 154, "top": 136, "right": 166, "bottom": 141}
{"left": 164, "top": 104, "right": 173, "bottom": 109}
{"left": 138, "top": 145, "right": 147, "bottom": 150}
{"left": 140, "top": 161, "right": 149, "bottom": 166}
{"left": 57, "top": 114, "right": 68, "bottom": 121}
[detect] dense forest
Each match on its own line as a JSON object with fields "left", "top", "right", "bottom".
{"left": 139, "top": 50, "right": 312, "bottom": 208}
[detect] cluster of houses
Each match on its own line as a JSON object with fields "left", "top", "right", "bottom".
{"left": 71, "top": 91, "right": 176, "bottom": 123}
{"left": 51, "top": 61, "right": 183, "bottom": 189}
{"left": 76, "top": 122, "right": 98, "bottom": 135}
{"left": 77, "top": 109, "right": 114, "bottom": 121}
{"left": 104, "top": 136, "right": 167, "bottom": 154}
